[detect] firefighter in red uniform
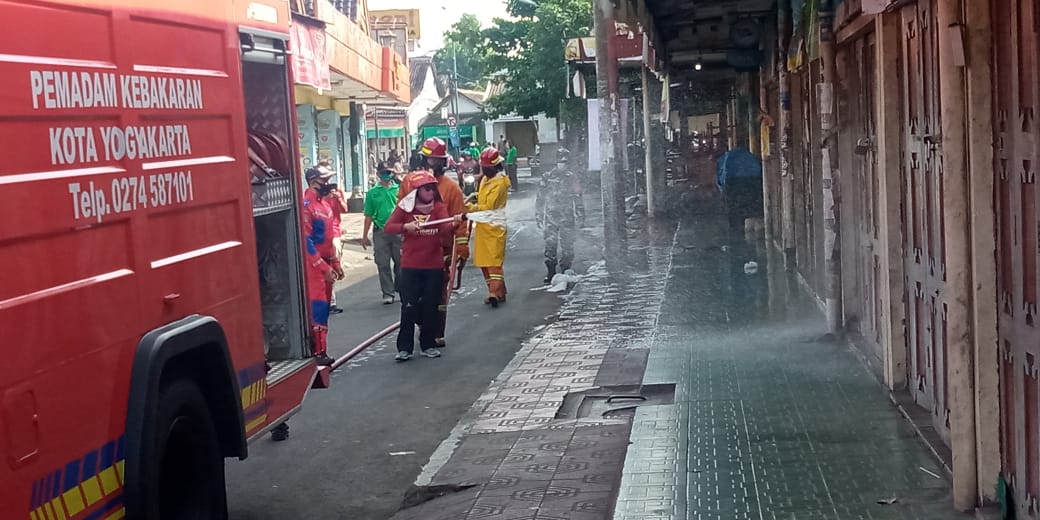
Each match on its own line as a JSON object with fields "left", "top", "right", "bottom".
{"left": 398, "top": 137, "right": 468, "bottom": 347}
{"left": 272, "top": 166, "right": 340, "bottom": 442}
{"left": 302, "top": 166, "right": 342, "bottom": 365}
{"left": 317, "top": 161, "right": 349, "bottom": 314}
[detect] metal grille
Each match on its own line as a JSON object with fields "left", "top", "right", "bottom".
{"left": 252, "top": 178, "right": 294, "bottom": 216}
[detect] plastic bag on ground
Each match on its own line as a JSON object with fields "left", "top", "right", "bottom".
{"left": 547, "top": 269, "right": 581, "bottom": 293}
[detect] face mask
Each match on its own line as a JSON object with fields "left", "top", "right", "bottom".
{"left": 378, "top": 173, "right": 394, "bottom": 182}
{"left": 317, "top": 183, "right": 336, "bottom": 196}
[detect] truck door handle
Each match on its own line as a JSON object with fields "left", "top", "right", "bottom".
{"left": 163, "top": 293, "right": 181, "bottom": 303}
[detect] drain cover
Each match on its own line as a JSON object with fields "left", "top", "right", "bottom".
{"left": 555, "top": 383, "right": 676, "bottom": 419}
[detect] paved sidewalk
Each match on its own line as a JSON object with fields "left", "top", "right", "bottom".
{"left": 614, "top": 216, "right": 971, "bottom": 520}
{"left": 385, "top": 207, "right": 969, "bottom": 520}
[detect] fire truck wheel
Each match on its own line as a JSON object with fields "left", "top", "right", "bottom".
{"left": 156, "top": 379, "right": 228, "bottom": 520}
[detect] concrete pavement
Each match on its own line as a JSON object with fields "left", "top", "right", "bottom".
{"left": 225, "top": 177, "right": 602, "bottom": 519}
{"left": 226, "top": 172, "right": 969, "bottom": 519}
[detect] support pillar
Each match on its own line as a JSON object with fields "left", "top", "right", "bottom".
{"left": 874, "top": 12, "right": 908, "bottom": 391}
{"left": 594, "top": 0, "right": 625, "bottom": 262}
{"left": 348, "top": 101, "right": 362, "bottom": 193}
{"left": 818, "top": 3, "right": 842, "bottom": 335}
{"left": 760, "top": 67, "right": 775, "bottom": 242}
{"left": 642, "top": 66, "right": 664, "bottom": 216}
{"left": 777, "top": 0, "right": 796, "bottom": 267}
{"left": 936, "top": 0, "right": 978, "bottom": 510}
{"left": 964, "top": 0, "right": 998, "bottom": 504}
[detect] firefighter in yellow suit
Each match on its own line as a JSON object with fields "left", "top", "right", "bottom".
{"left": 467, "top": 147, "right": 511, "bottom": 307}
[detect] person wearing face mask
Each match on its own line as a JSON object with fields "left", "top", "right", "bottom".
{"left": 302, "top": 167, "right": 343, "bottom": 365}
{"left": 383, "top": 172, "right": 462, "bottom": 361}
{"left": 361, "top": 164, "right": 403, "bottom": 304}
{"left": 466, "top": 148, "right": 511, "bottom": 307}
{"left": 536, "top": 148, "right": 585, "bottom": 283}
{"left": 399, "top": 137, "right": 469, "bottom": 347}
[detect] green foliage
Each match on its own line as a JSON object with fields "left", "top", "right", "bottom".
{"left": 483, "top": 0, "right": 592, "bottom": 119}
{"left": 433, "top": 1, "right": 591, "bottom": 119}
{"left": 433, "top": 14, "right": 488, "bottom": 90}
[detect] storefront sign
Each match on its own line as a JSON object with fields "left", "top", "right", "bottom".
{"left": 291, "top": 21, "right": 331, "bottom": 90}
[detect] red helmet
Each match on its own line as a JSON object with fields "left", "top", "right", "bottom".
{"left": 420, "top": 137, "right": 449, "bottom": 158}
{"left": 479, "top": 147, "right": 504, "bottom": 167}
{"left": 408, "top": 170, "right": 438, "bottom": 191}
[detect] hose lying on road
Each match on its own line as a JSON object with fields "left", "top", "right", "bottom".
{"left": 329, "top": 321, "right": 401, "bottom": 371}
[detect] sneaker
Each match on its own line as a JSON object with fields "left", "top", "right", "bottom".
{"left": 395, "top": 351, "right": 411, "bottom": 362}
{"left": 420, "top": 348, "right": 442, "bottom": 358}
{"left": 315, "top": 354, "right": 334, "bottom": 366}
{"left": 382, "top": 295, "right": 395, "bottom": 305}
{"left": 329, "top": 305, "right": 344, "bottom": 315}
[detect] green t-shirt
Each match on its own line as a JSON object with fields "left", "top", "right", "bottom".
{"left": 364, "top": 183, "right": 400, "bottom": 229}
{"left": 506, "top": 147, "right": 518, "bottom": 164}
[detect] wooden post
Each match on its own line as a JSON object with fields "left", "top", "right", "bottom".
{"left": 819, "top": 2, "right": 842, "bottom": 335}
{"left": 963, "top": 0, "right": 998, "bottom": 503}
{"left": 778, "top": 0, "right": 796, "bottom": 266}
{"left": 594, "top": 0, "right": 625, "bottom": 261}
{"left": 936, "top": 0, "right": 978, "bottom": 509}
{"left": 874, "top": 12, "right": 908, "bottom": 391}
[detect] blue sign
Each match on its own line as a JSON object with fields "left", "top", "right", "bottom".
{"left": 449, "top": 127, "right": 460, "bottom": 148}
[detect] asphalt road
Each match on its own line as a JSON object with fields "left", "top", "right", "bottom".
{"left": 225, "top": 184, "right": 581, "bottom": 519}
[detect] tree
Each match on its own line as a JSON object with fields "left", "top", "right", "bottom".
{"left": 433, "top": 14, "right": 488, "bottom": 91}
{"left": 482, "top": 0, "right": 592, "bottom": 119}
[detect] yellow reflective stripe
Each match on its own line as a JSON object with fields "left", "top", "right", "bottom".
{"left": 43, "top": 503, "right": 55, "bottom": 520}
{"left": 455, "top": 237, "right": 469, "bottom": 243}
{"left": 61, "top": 488, "right": 85, "bottom": 517}
{"left": 437, "top": 305, "right": 448, "bottom": 311}
{"left": 47, "top": 499, "right": 66, "bottom": 520}
{"left": 30, "top": 509, "right": 40, "bottom": 520}
{"left": 114, "top": 461, "right": 124, "bottom": 485}
{"left": 245, "top": 414, "right": 268, "bottom": 432}
{"left": 98, "top": 467, "right": 120, "bottom": 496}
{"left": 80, "top": 475, "right": 103, "bottom": 506}
{"left": 103, "top": 507, "right": 126, "bottom": 520}
{"left": 260, "top": 380, "right": 267, "bottom": 399}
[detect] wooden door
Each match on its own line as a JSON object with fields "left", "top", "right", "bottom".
{"left": 840, "top": 33, "right": 883, "bottom": 361}
{"left": 993, "top": 0, "right": 1040, "bottom": 514}
{"left": 900, "top": 0, "right": 950, "bottom": 442}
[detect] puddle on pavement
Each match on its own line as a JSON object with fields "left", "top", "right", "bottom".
{"left": 554, "top": 383, "right": 676, "bottom": 419}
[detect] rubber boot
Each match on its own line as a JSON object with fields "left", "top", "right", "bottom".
{"left": 271, "top": 422, "right": 289, "bottom": 442}
{"left": 544, "top": 261, "right": 556, "bottom": 284}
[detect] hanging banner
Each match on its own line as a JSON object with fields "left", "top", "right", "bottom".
{"left": 587, "top": 99, "right": 601, "bottom": 172}
{"left": 291, "top": 21, "right": 332, "bottom": 90}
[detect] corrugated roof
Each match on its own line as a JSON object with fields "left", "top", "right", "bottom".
{"left": 409, "top": 56, "right": 449, "bottom": 100}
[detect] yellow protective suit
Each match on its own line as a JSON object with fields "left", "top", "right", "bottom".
{"left": 468, "top": 174, "right": 511, "bottom": 267}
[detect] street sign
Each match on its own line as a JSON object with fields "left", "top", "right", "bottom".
{"left": 447, "top": 115, "right": 457, "bottom": 128}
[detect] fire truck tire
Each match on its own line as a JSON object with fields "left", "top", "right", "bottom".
{"left": 156, "top": 379, "right": 229, "bottom": 520}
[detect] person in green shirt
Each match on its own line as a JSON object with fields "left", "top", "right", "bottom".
{"left": 505, "top": 140, "right": 519, "bottom": 191}
{"left": 361, "top": 166, "right": 403, "bottom": 304}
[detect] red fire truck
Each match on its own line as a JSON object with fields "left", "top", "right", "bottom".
{"left": 0, "top": 1, "right": 323, "bottom": 518}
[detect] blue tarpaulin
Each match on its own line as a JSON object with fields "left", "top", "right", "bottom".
{"left": 716, "top": 148, "right": 762, "bottom": 192}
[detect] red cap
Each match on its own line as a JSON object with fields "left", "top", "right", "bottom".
{"left": 409, "top": 170, "right": 438, "bottom": 190}
{"left": 420, "top": 137, "right": 449, "bottom": 159}
{"left": 479, "top": 147, "right": 504, "bottom": 167}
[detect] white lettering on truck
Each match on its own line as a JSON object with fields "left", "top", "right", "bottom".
{"left": 30, "top": 71, "right": 118, "bottom": 109}
{"left": 29, "top": 70, "right": 203, "bottom": 110}
{"left": 50, "top": 124, "right": 192, "bottom": 165}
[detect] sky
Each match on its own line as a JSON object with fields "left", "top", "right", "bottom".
{"left": 367, "top": 0, "right": 509, "bottom": 54}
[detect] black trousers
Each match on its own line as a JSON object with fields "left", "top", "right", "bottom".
{"left": 397, "top": 268, "right": 445, "bottom": 353}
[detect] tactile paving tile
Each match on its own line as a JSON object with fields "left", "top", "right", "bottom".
{"left": 613, "top": 217, "right": 975, "bottom": 520}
